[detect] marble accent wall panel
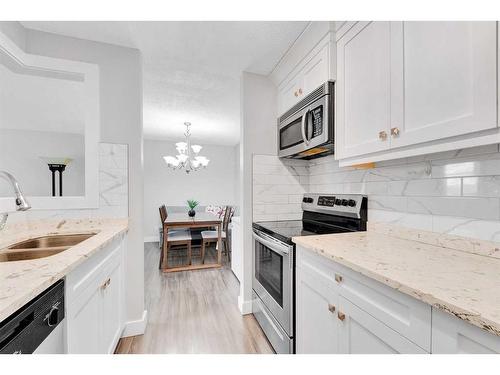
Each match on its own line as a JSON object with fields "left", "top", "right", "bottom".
{"left": 97, "top": 143, "right": 128, "bottom": 218}
{"left": 308, "top": 144, "right": 500, "bottom": 242}
{"left": 253, "top": 155, "right": 309, "bottom": 222}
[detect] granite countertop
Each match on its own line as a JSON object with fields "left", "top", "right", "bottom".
{"left": 0, "top": 218, "right": 128, "bottom": 322}
{"left": 292, "top": 226, "right": 500, "bottom": 337}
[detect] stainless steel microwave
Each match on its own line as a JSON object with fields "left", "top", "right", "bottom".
{"left": 278, "top": 81, "right": 334, "bottom": 159}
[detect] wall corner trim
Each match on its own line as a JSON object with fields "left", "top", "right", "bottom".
{"left": 238, "top": 295, "right": 252, "bottom": 315}
{"left": 121, "top": 310, "right": 148, "bottom": 337}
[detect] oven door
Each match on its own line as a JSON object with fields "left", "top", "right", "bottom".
{"left": 252, "top": 229, "right": 293, "bottom": 335}
{"left": 278, "top": 94, "right": 330, "bottom": 158}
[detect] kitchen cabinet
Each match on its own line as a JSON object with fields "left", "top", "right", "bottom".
{"left": 432, "top": 308, "right": 500, "bottom": 354}
{"left": 278, "top": 42, "right": 331, "bottom": 116}
{"left": 271, "top": 22, "right": 336, "bottom": 117}
{"left": 296, "top": 245, "right": 500, "bottom": 354}
{"left": 336, "top": 21, "right": 498, "bottom": 164}
{"left": 65, "top": 236, "right": 125, "bottom": 354}
{"left": 337, "top": 296, "right": 426, "bottom": 354}
{"left": 296, "top": 247, "right": 430, "bottom": 354}
{"left": 390, "top": 22, "right": 497, "bottom": 149}
{"left": 336, "top": 21, "right": 392, "bottom": 158}
{"left": 296, "top": 264, "right": 339, "bottom": 354}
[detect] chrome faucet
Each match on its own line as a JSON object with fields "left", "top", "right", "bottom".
{"left": 0, "top": 171, "right": 31, "bottom": 231}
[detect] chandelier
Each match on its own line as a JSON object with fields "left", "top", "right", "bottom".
{"left": 163, "top": 122, "right": 210, "bottom": 173}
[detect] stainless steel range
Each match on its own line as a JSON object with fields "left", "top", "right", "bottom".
{"left": 252, "top": 193, "right": 368, "bottom": 354}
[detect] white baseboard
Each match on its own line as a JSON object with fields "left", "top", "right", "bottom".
{"left": 144, "top": 236, "right": 159, "bottom": 243}
{"left": 238, "top": 295, "right": 252, "bottom": 315}
{"left": 122, "top": 310, "right": 148, "bottom": 337}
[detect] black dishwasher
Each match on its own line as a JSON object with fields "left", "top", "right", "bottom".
{"left": 0, "top": 279, "right": 65, "bottom": 354}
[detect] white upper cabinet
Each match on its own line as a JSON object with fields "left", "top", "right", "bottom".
{"left": 390, "top": 21, "right": 497, "bottom": 148}
{"left": 336, "top": 21, "right": 499, "bottom": 165}
{"left": 301, "top": 43, "right": 330, "bottom": 96}
{"left": 336, "top": 21, "right": 392, "bottom": 158}
{"left": 271, "top": 22, "right": 336, "bottom": 117}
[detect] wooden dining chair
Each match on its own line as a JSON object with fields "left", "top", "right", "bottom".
{"left": 200, "top": 206, "right": 235, "bottom": 264}
{"left": 158, "top": 205, "right": 192, "bottom": 269}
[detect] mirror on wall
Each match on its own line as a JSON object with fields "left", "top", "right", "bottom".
{"left": 0, "top": 31, "right": 99, "bottom": 210}
{"left": 0, "top": 58, "right": 85, "bottom": 198}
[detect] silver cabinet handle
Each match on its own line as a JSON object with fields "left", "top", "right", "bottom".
{"left": 328, "top": 304, "right": 336, "bottom": 313}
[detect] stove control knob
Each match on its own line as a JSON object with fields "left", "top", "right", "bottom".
{"left": 348, "top": 199, "right": 356, "bottom": 207}
{"left": 335, "top": 199, "right": 342, "bottom": 205}
{"left": 302, "top": 197, "right": 308, "bottom": 203}
{"left": 341, "top": 199, "right": 348, "bottom": 206}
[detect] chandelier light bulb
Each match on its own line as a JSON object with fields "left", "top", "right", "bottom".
{"left": 191, "top": 145, "right": 202, "bottom": 154}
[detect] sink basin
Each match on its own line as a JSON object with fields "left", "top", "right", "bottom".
{"left": 0, "top": 248, "right": 68, "bottom": 262}
{"left": 0, "top": 233, "right": 96, "bottom": 262}
{"left": 7, "top": 233, "right": 96, "bottom": 250}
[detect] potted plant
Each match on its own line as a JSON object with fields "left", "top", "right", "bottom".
{"left": 187, "top": 199, "right": 199, "bottom": 217}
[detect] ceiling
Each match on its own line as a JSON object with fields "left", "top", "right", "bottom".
{"left": 21, "top": 21, "right": 309, "bottom": 145}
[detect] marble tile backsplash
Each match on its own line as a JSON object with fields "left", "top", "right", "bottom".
{"left": 308, "top": 144, "right": 500, "bottom": 242}
{"left": 253, "top": 144, "right": 500, "bottom": 242}
{"left": 253, "top": 155, "right": 309, "bottom": 222}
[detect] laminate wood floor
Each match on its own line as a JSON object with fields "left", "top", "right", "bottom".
{"left": 115, "top": 242, "right": 274, "bottom": 354}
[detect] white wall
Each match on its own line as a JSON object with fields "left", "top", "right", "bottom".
{"left": 0, "top": 129, "right": 85, "bottom": 197}
{"left": 239, "top": 72, "right": 277, "bottom": 314}
{"left": 143, "top": 139, "right": 238, "bottom": 240}
{"left": 0, "top": 24, "right": 146, "bottom": 332}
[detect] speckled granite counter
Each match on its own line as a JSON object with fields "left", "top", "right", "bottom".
{"left": 0, "top": 218, "right": 128, "bottom": 322}
{"left": 292, "top": 225, "right": 500, "bottom": 337}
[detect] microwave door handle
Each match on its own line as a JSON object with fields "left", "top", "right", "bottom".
{"left": 301, "top": 109, "right": 310, "bottom": 146}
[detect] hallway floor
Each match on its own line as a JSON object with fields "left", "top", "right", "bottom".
{"left": 115, "top": 242, "right": 273, "bottom": 354}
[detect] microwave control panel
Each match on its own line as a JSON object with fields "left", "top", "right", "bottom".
{"left": 311, "top": 105, "right": 323, "bottom": 137}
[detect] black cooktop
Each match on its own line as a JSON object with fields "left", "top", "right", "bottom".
{"left": 253, "top": 219, "right": 354, "bottom": 245}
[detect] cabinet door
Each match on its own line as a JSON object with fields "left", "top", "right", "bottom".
{"left": 432, "top": 308, "right": 500, "bottom": 354}
{"left": 336, "top": 21, "right": 392, "bottom": 159}
{"left": 102, "top": 259, "right": 123, "bottom": 353}
{"left": 296, "top": 267, "right": 339, "bottom": 354}
{"left": 67, "top": 286, "right": 102, "bottom": 354}
{"left": 337, "top": 296, "right": 426, "bottom": 354}
{"left": 278, "top": 74, "right": 301, "bottom": 117}
{"left": 390, "top": 21, "right": 497, "bottom": 148}
{"left": 301, "top": 43, "right": 329, "bottom": 96}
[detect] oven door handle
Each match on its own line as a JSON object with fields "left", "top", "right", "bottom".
{"left": 301, "top": 109, "right": 310, "bottom": 146}
{"left": 252, "top": 230, "right": 291, "bottom": 256}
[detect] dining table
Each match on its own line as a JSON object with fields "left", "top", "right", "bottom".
{"left": 162, "top": 212, "right": 222, "bottom": 272}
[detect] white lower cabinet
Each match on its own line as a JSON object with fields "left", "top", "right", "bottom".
{"left": 337, "top": 296, "right": 426, "bottom": 354}
{"left": 432, "top": 308, "right": 500, "bottom": 354}
{"left": 296, "top": 247, "right": 428, "bottom": 354}
{"left": 65, "top": 236, "right": 125, "bottom": 353}
{"left": 296, "top": 266, "right": 338, "bottom": 354}
{"left": 296, "top": 245, "right": 499, "bottom": 354}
